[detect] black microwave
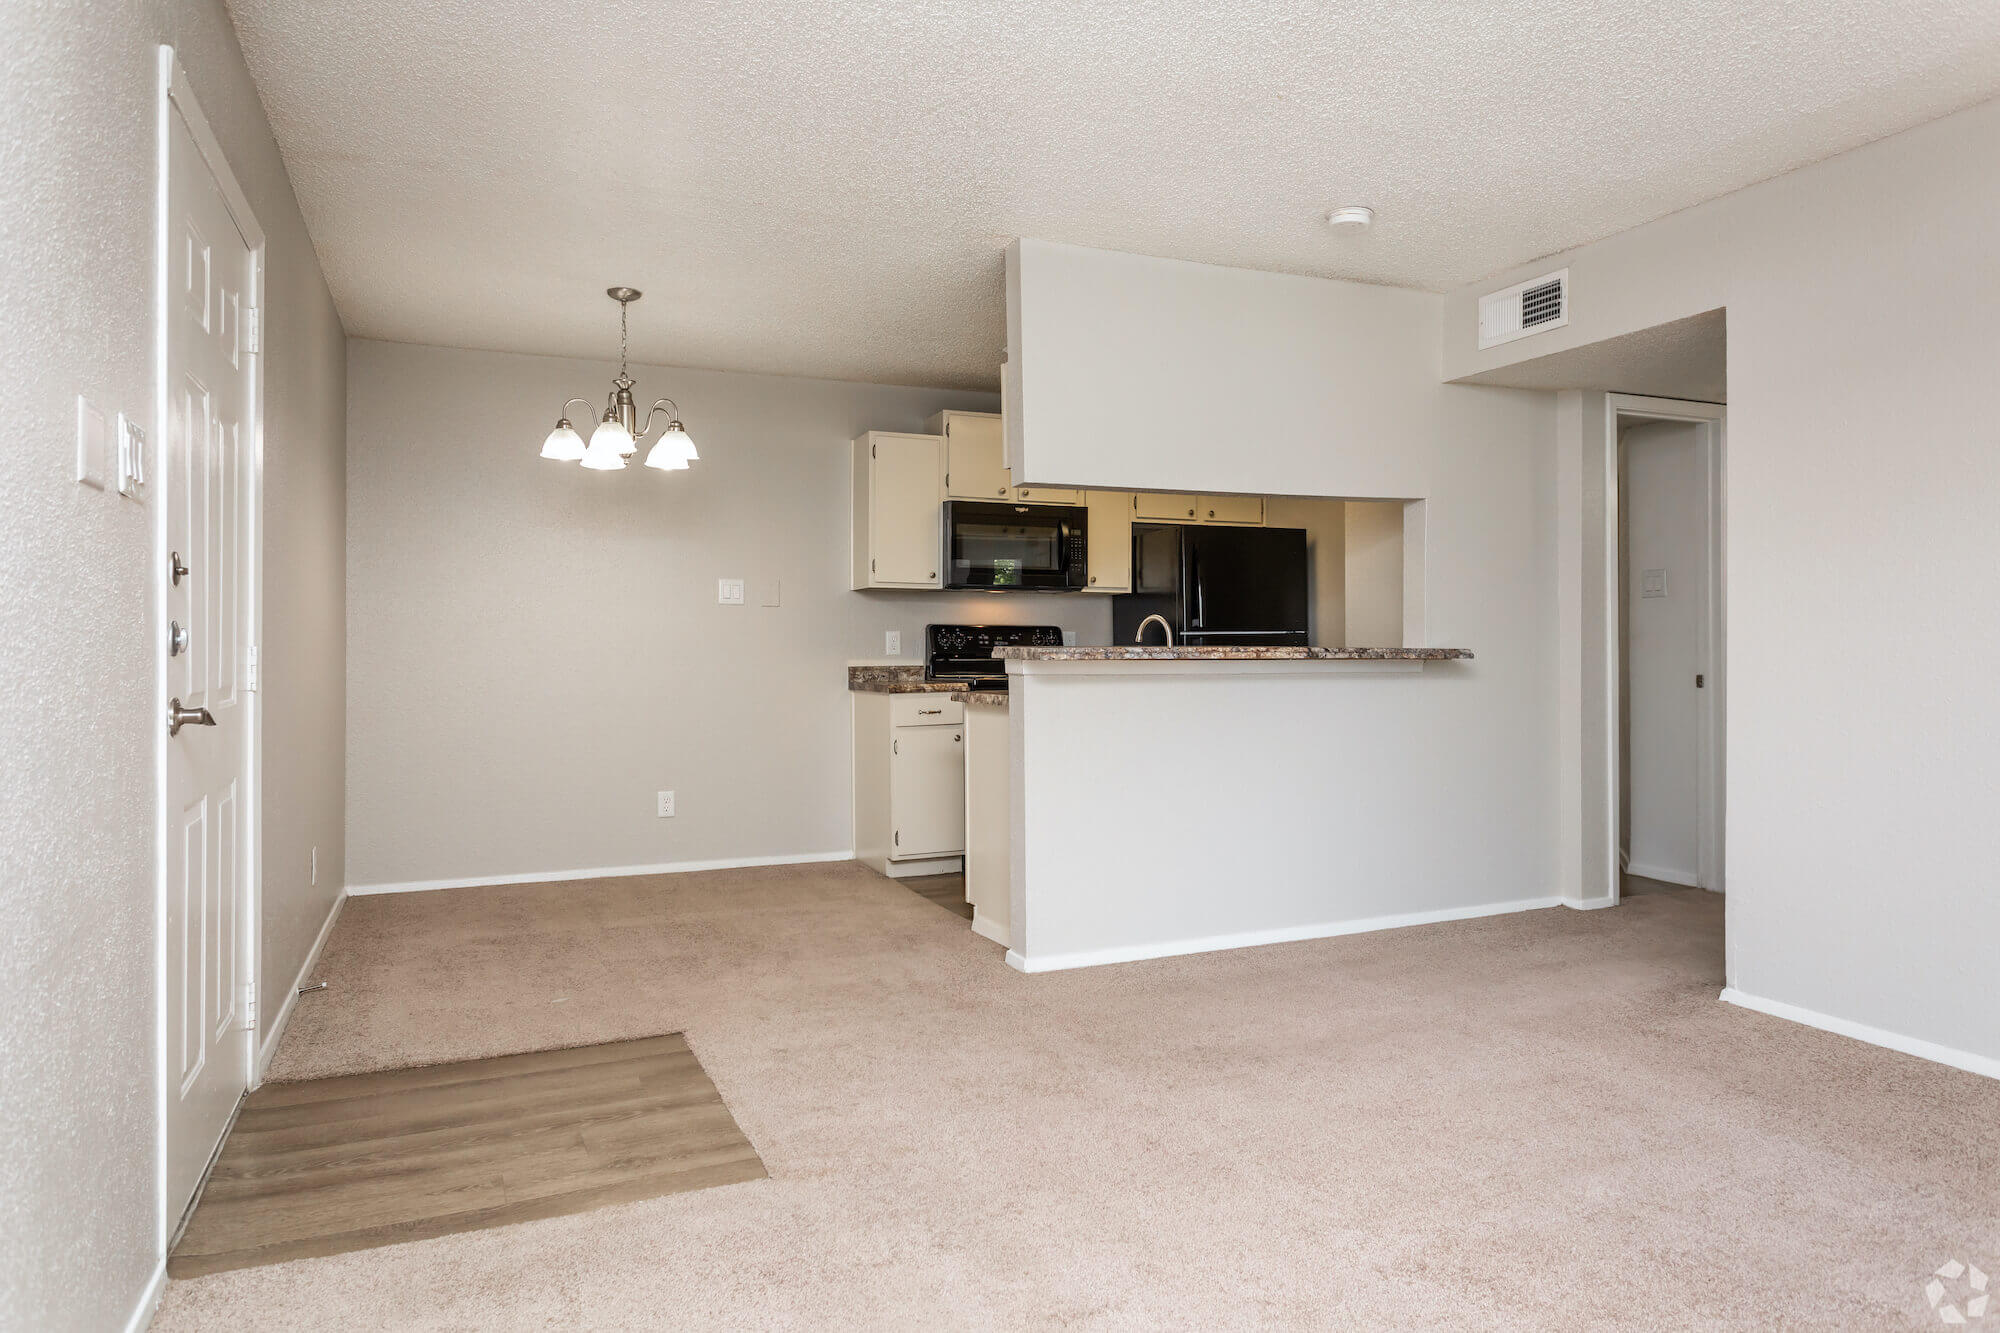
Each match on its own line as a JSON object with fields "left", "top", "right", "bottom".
{"left": 942, "top": 501, "right": 1088, "bottom": 591}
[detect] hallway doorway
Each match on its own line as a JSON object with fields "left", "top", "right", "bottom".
{"left": 1606, "top": 396, "right": 1725, "bottom": 901}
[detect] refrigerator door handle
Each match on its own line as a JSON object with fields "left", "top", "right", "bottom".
{"left": 1189, "top": 545, "right": 1204, "bottom": 627}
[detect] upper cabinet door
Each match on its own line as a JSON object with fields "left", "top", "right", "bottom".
{"left": 1083, "top": 492, "right": 1134, "bottom": 593}
{"left": 869, "top": 433, "right": 944, "bottom": 587}
{"left": 1013, "top": 484, "right": 1080, "bottom": 505}
{"left": 1133, "top": 492, "right": 1200, "bottom": 522}
{"left": 942, "top": 412, "right": 1012, "bottom": 501}
{"left": 1199, "top": 495, "right": 1266, "bottom": 525}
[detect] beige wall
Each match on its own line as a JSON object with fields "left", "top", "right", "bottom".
{"left": 1343, "top": 502, "right": 1405, "bottom": 647}
{"left": 344, "top": 341, "right": 1111, "bottom": 890}
{"left": 1454, "top": 98, "right": 2000, "bottom": 1068}
{"left": 0, "top": 1, "right": 346, "bottom": 1328}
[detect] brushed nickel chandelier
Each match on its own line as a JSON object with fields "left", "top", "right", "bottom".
{"left": 538, "top": 287, "right": 698, "bottom": 472}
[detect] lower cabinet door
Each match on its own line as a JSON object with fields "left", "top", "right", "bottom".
{"left": 890, "top": 724, "right": 966, "bottom": 858}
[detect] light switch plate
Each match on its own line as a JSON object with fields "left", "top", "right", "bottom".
{"left": 76, "top": 397, "right": 108, "bottom": 490}
{"left": 717, "top": 578, "right": 745, "bottom": 605}
{"left": 116, "top": 414, "right": 145, "bottom": 497}
{"left": 1641, "top": 568, "right": 1666, "bottom": 598}
{"left": 884, "top": 630, "right": 901, "bottom": 656}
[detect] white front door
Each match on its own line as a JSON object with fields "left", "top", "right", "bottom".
{"left": 163, "top": 106, "right": 256, "bottom": 1225}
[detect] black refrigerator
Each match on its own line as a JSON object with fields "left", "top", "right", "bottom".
{"left": 1112, "top": 524, "right": 1310, "bottom": 646}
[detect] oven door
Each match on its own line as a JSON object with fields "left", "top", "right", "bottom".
{"left": 943, "top": 502, "right": 1086, "bottom": 591}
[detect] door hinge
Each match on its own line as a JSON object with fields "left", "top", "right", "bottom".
{"left": 240, "top": 981, "right": 258, "bottom": 1031}
{"left": 1695, "top": 674, "right": 1705, "bottom": 688}
{"left": 246, "top": 643, "right": 260, "bottom": 691}
{"left": 244, "top": 307, "right": 261, "bottom": 355}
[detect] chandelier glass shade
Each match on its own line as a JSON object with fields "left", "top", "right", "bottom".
{"left": 539, "top": 287, "right": 696, "bottom": 475}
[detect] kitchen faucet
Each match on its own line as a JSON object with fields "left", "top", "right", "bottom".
{"left": 1135, "top": 614, "right": 1174, "bottom": 646}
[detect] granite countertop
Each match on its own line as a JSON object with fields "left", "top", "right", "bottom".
{"left": 948, "top": 689, "right": 1012, "bottom": 708}
{"left": 993, "top": 645, "right": 1472, "bottom": 662}
{"left": 848, "top": 664, "right": 971, "bottom": 693}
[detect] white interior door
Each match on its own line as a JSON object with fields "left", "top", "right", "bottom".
{"left": 1619, "top": 419, "right": 1708, "bottom": 887}
{"left": 163, "top": 106, "right": 256, "bottom": 1225}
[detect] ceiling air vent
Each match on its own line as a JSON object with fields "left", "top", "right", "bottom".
{"left": 1477, "top": 268, "right": 1569, "bottom": 349}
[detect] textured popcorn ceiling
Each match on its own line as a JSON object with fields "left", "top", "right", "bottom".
{"left": 226, "top": 0, "right": 2000, "bottom": 389}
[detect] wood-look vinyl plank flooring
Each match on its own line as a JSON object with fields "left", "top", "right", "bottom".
{"left": 168, "top": 1033, "right": 763, "bottom": 1277}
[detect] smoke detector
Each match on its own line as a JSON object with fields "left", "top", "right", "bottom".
{"left": 1326, "top": 206, "right": 1374, "bottom": 229}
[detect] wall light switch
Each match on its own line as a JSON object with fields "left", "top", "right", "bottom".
{"left": 1641, "top": 569, "right": 1667, "bottom": 599}
{"left": 717, "top": 578, "right": 745, "bottom": 605}
{"left": 76, "top": 397, "right": 108, "bottom": 490}
{"left": 657, "top": 790, "right": 676, "bottom": 818}
{"left": 116, "top": 414, "right": 145, "bottom": 498}
{"left": 884, "top": 630, "right": 901, "bottom": 656}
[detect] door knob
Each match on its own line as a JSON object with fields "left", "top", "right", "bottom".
{"left": 169, "top": 620, "right": 188, "bottom": 656}
{"left": 171, "top": 551, "right": 190, "bottom": 586}
{"left": 168, "top": 698, "right": 216, "bottom": 736}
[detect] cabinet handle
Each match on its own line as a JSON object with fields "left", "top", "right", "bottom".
{"left": 997, "top": 488, "right": 1007, "bottom": 496}
{"left": 1188, "top": 508, "right": 1196, "bottom": 517}
{"left": 918, "top": 708, "right": 941, "bottom": 716}
{"left": 1208, "top": 509, "right": 1216, "bottom": 518}
{"left": 954, "top": 733, "right": 961, "bottom": 742}
{"left": 1088, "top": 575, "right": 1097, "bottom": 584}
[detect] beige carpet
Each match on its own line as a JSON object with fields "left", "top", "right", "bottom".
{"left": 156, "top": 862, "right": 1998, "bottom": 1330}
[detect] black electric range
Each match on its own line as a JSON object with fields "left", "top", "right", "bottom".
{"left": 924, "top": 624, "right": 1064, "bottom": 690}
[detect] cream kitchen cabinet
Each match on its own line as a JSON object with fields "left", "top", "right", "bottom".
{"left": 930, "top": 409, "right": 1079, "bottom": 505}
{"left": 851, "top": 432, "right": 943, "bottom": 589}
{"left": 853, "top": 693, "right": 966, "bottom": 876}
{"left": 1083, "top": 491, "right": 1134, "bottom": 592}
{"left": 1199, "top": 494, "right": 1266, "bottom": 525}
{"left": 1133, "top": 491, "right": 1201, "bottom": 522}
{"left": 1131, "top": 492, "right": 1265, "bottom": 525}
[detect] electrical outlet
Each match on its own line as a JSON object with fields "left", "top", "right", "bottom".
{"left": 310, "top": 846, "right": 318, "bottom": 886}
{"left": 1063, "top": 630, "right": 1078, "bottom": 646}
{"left": 657, "top": 790, "right": 676, "bottom": 818}
{"left": 717, "top": 578, "right": 745, "bottom": 605}
{"left": 884, "top": 630, "right": 901, "bottom": 656}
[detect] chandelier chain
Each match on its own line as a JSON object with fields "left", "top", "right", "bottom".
{"left": 619, "top": 300, "right": 630, "bottom": 378}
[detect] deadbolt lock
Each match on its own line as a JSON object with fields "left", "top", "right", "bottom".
{"left": 169, "top": 620, "right": 188, "bottom": 656}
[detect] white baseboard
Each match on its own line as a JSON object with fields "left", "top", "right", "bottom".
{"left": 970, "top": 912, "right": 1009, "bottom": 947}
{"left": 123, "top": 1258, "right": 167, "bottom": 1333}
{"left": 1006, "top": 895, "right": 1564, "bottom": 973}
{"left": 1625, "top": 862, "right": 1699, "bottom": 887}
{"left": 257, "top": 889, "right": 346, "bottom": 1082}
{"left": 1719, "top": 987, "right": 2000, "bottom": 1082}
{"left": 347, "top": 850, "right": 855, "bottom": 896}
{"left": 883, "top": 856, "right": 962, "bottom": 879}
{"left": 1564, "top": 896, "right": 1620, "bottom": 910}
